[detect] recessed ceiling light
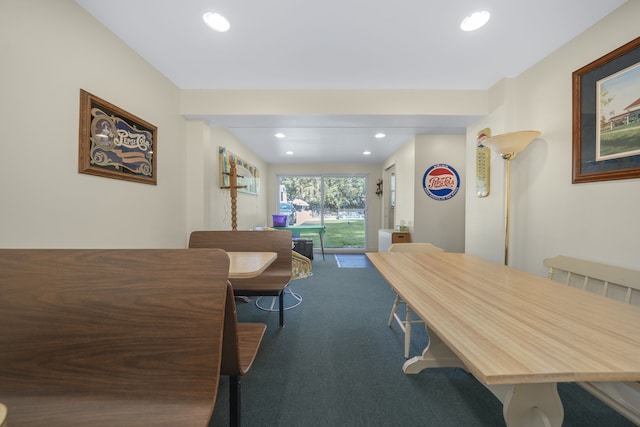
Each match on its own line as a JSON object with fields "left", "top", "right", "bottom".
{"left": 460, "top": 10, "right": 490, "bottom": 32}
{"left": 375, "top": 133, "right": 386, "bottom": 139}
{"left": 363, "top": 151, "right": 371, "bottom": 155}
{"left": 203, "top": 11, "right": 230, "bottom": 32}
{"left": 286, "top": 151, "right": 294, "bottom": 155}
{"left": 275, "top": 133, "right": 286, "bottom": 138}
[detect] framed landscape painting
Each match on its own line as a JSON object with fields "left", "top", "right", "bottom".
{"left": 572, "top": 36, "right": 640, "bottom": 183}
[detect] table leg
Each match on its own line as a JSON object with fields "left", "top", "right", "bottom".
{"left": 319, "top": 233, "right": 325, "bottom": 260}
{"left": 487, "top": 383, "right": 564, "bottom": 427}
{"left": 403, "top": 325, "right": 467, "bottom": 374}
{"left": 404, "top": 324, "right": 564, "bottom": 427}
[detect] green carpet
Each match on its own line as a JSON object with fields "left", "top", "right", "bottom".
{"left": 209, "top": 256, "right": 635, "bottom": 426}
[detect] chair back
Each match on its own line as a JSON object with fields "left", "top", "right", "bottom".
{"left": 221, "top": 282, "right": 242, "bottom": 376}
{"left": 388, "top": 242, "right": 444, "bottom": 253}
{"left": 0, "top": 248, "right": 229, "bottom": 426}
{"left": 189, "top": 230, "right": 292, "bottom": 282}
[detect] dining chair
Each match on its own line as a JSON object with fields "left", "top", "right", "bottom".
{"left": 0, "top": 402, "right": 6, "bottom": 427}
{"left": 221, "top": 281, "right": 266, "bottom": 427}
{"left": 189, "top": 230, "right": 292, "bottom": 327}
{"left": 387, "top": 242, "right": 444, "bottom": 358}
{"left": 255, "top": 249, "right": 312, "bottom": 312}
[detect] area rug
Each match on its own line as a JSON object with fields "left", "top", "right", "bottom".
{"left": 334, "top": 254, "right": 372, "bottom": 268}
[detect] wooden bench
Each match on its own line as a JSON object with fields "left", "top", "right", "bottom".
{"left": 0, "top": 248, "right": 230, "bottom": 427}
{"left": 189, "top": 230, "right": 292, "bottom": 327}
{"left": 221, "top": 281, "right": 266, "bottom": 427}
{"left": 544, "top": 255, "right": 640, "bottom": 425}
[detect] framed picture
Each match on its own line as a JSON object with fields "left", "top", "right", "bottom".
{"left": 572, "top": 36, "right": 640, "bottom": 183}
{"left": 218, "top": 147, "right": 259, "bottom": 195}
{"left": 78, "top": 89, "right": 157, "bottom": 185}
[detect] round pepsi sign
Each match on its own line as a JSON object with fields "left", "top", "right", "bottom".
{"left": 422, "top": 164, "right": 460, "bottom": 201}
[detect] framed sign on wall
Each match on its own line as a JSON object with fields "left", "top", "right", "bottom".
{"left": 218, "top": 147, "right": 259, "bottom": 195}
{"left": 422, "top": 164, "right": 460, "bottom": 201}
{"left": 78, "top": 90, "right": 157, "bottom": 185}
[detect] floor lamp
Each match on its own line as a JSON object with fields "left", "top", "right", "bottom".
{"left": 483, "top": 130, "right": 541, "bottom": 266}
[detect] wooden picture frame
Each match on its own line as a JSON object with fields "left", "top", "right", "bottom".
{"left": 78, "top": 89, "right": 157, "bottom": 185}
{"left": 218, "top": 147, "right": 259, "bottom": 195}
{"left": 572, "top": 36, "right": 640, "bottom": 183}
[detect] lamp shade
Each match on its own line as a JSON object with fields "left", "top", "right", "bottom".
{"left": 483, "top": 130, "right": 540, "bottom": 160}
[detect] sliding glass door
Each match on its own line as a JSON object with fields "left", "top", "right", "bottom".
{"left": 278, "top": 175, "right": 368, "bottom": 252}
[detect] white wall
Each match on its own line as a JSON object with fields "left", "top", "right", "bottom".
{"left": 180, "top": 90, "right": 487, "bottom": 116}
{"left": 381, "top": 135, "right": 466, "bottom": 252}
{"left": 185, "top": 122, "right": 269, "bottom": 233}
{"left": 383, "top": 139, "right": 416, "bottom": 233}
{"left": 0, "top": 0, "right": 187, "bottom": 248}
{"left": 414, "top": 135, "right": 466, "bottom": 252}
{"left": 465, "top": 1, "right": 640, "bottom": 273}
{"left": 185, "top": 121, "right": 212, "bottom": 232}
{"left": 465, "top": 79, "right": 518, "bottom": 264}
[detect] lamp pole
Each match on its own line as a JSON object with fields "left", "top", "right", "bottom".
{"left": 503, "top": 155, "right": 512, "bottom": 266}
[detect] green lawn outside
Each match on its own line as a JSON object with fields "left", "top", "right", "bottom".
{"left": 298, "top": 219, "right": 365, "bottom": 249}
{"left": 600, "top": 124, "right": 640, "bottom": 157}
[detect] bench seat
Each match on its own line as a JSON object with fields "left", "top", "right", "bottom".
{"left": 0, "top": 249, "right": 229, "bottom": 427}
{"left": 220, "top": 281, "right": 266, "bottom": 426}
{"left": 189, "top": 230, "right": 292, "bottom": 327}
{"left": 544, "top": 255, "right": 640, "bottom": 425}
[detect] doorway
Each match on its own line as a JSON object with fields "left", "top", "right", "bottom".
{"left": 384, "top": 165, "right": 396, "bottom": 229}
{"left": 278, "top": 174, "right": 368, "bottom": 252}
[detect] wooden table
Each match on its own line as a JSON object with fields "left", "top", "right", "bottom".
{"left": 227, "top": 252, "right": 277, "bottom": 279}
{"left": 367, "top": 251, "right": 640, "bottom": 427}
{"left": 274, "top": 225, "right": 326, "bottom": 259}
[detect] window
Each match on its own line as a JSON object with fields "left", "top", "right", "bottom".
{"left": 278, "top": 175, "right": 368, "bottom": 251}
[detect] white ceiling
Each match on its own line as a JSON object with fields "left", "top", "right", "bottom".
{"left": 75, "top": 0, "right": 626, "bottom": 163}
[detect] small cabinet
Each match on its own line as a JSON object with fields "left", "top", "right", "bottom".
{"left": 392, "top": 232, "right": 410, "bottom": 244}
{"left": 378, "top": 229, "right": 411, "bottom": 252}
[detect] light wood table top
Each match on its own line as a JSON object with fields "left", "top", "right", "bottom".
{"left": 367, "top": 251, "right": 640, "bottom": 426}
{"left": 227, "top": 251, "right": 277, "bottom": 279}
{"left": 367, "top": 251, "right": 640, "bottom": 384}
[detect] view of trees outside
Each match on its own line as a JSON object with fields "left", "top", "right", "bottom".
{"left": 278, "top": 175, "right": 367, "bottom": 250}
